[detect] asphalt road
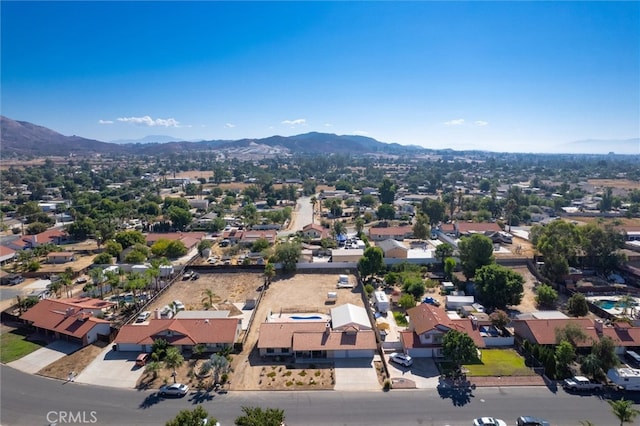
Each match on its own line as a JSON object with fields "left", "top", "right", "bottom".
{"left": 2, "top": 365, "right": 637, "bottom": 426}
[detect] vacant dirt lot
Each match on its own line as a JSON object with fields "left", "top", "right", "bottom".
{"left": 149, "top": 272, "right": 263, "bottom": 314}
{"left": 588, "top": 179, "right": 640, "bottom": 191}
{"left": 230, "top": 272, "right": 364, "bottom": 391}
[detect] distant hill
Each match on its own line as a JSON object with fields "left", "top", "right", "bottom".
{"left": 0, "top": 116, "right": 121, "bottom": 157}
{"left": 110, "top": 135, "right": 187, "bottom": 144}
{"left": 563, "top": 138, "right": 640, "bottom": 155}
{"left": 0, "top": 116, "right": 422, "bottom": 157}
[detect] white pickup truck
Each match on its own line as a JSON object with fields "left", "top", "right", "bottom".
{"left": 562, "top": 376, "right": 603, "bottom": 392}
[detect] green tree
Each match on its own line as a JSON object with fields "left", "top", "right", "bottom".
{"left": 420, "top": 199, "right": 445, "bottom": 225}
{"left": 474, "top": 264, "right": 524, "bottom": 310}
{"left": 164, "top": 347, "right": 184, "bottom": 383}
{"left": 376, "top": 204, "right": 396, "bottom": 221}
{"left": 435, "top": 243, "right": 454, "bottom": 266}
{"left": 234, "top": 406, "right": 286, "bottom": 426}
{"left": 442, "top": 329, "right": 478, "bottom": 374}
{"left": 489, "top": 309, "right": 509, "bottom": 329}
{"left": 93, "top": 252, "right": 113, "bottom": 265}
{"left": 357, "top": 246, "right": 385, "bottom": 282}
{"left": 114, "top": 230, "right": 146, "bottom": 249}
{"left": 197, "top": 239, "right": 212, "bottom": 256}
{"left": 166, "top": 405, "right": 216, "bottom": 426}
{"left": 202, "top": 289, "right": 216, "bottom": 309}
{"left": 271, "top": 242, "right": 301, "bottom": 273}
{"left": 555, "top": 339, "right": 576, "bottom": 378}
{"left": 555, "top": 323, "right": 588, "bottom": 347}
{"left": 104, "top": 240, "right": 123, "bottom": 257}
{"left": 89, "top": 267, "right": 105, "bottom": 298}
{"left": 443, "top": 257, "right": 456, "bottom": 281}
{"left": 144, "top": 361, "right": 162, "bottom": 380}
{"left": 402, "top": 276, "right": 426, "bottom": 301}
{"left": 264, "top": 262, "right": 276, "bottom": 285}
{"left": 535, "top": 284, "right": 558, "bottom": 309}
{"left": 567, "top": 293, "right": 589, "bottom": 317}
{"left": 535, "top": 220, "right": 580, "bottom": 283}
{"left": 167, "top": 206, "right": 192, "bottom": 231}
{"left": 412, "top": 213, "right": 430, "bottom": 240}
{"left": 608, "top": 398, "right": 640, "bottom": 426}
{"left": 591, "top": 336, "right": 619, "bottom": 374}
{"left": 354, "top": 217, "right": 365, "bottom": 235}
{"left": 251, "top": 238, "right": 271, "bottom": 253}
{"left": 378, "top": 178, "right": 396, "bottom": 205}
{"left": 398, "top": 293, "right": 416, "bottom": 310}
{"left": 458, "top": 233, "right": 494, "bottom": 280}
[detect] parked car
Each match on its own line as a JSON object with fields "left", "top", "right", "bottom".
{"left": 473, "top": 417, "right": 507, "bottom": 426}
{"left": 75, "top": 277, "right": 88, "bottom": 284}
{"left": 191, "top": 273, "right": 200, "bottom": 281}
{"left": 136, "top": 311, "right": 151, "bottom": 322}
{"left": 389, "top": 352, "right": 413, "bottom": 367}
{"left": 173, "top": 300, "right": 185, "bottom": 311}
{"left": 182, "top": 270, "right": 194, "bottom": 280}
{"left": 516, "top": 416, "right": 550, "bottom": 426}
{"left": 422, "top": 296, "right": 441, "bottom": 307}
{"left": 562, "top": 375, "right": 603, "bottom": 392}
{"left": 159, "top": 383, "right": 189, "bottom": 397}
{"left": 135, "top": 353, "right": 150, "bottom": 367}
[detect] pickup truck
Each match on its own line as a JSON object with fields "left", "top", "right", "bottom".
{"left": 562, "top": 376, "right": 603, "bottom": 392}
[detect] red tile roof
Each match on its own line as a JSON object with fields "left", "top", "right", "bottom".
{"left": 115, "top": 318, "right": 239, "bottom": 346}
{"left": 292, "top": 330, "right": 377, "bottom": 351}
{"left": 512, "top": 318, "right": 599, "bottom": 347}
{"left": 0, "top": 246, "right": 16, "bottom": 257}
{"left": 600, "top": 322, "right": 640, "bottom": 347}
{"left": 258, "top": 322, "right": 327, "bottom": 349}
{"left": 405, "top": 304, "right": 485, "bottom": 347}
{"left": 368, "top": 226, "right": 413, "bottom": 237}
{"left": 21, "top": 299, "right": 110, "bottom": 339}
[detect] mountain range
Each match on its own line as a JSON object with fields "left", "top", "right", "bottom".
{"left": 0, "top": 115, "right": 638, "bottom": 157}
{"left": 0, "top": 116, "right": 421, "bottom": 158}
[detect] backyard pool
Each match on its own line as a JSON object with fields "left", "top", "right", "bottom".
{"left": 290, "top": 315, "right": 322, "bottom": 320}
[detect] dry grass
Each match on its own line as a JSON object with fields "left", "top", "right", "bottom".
{"left": 257, "top": 363, "right": 334, "bottom": 390}
{"left": 38, "top": 341, "right": 108, "bottom": 380}
{"left": 588, "top": 179, "right": 640, "bottom": 191}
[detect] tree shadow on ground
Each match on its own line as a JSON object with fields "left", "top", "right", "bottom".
{"left": 138, "top": 392, "right": 162, "bottom": 409}
{"left": 189, "top": 390, "right": 214, "bottom": 404}
{"left": 436, "top": 377, "right": 475, "bottom": 406}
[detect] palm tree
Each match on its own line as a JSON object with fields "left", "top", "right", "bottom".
{"left": 59, "top": 274, "right": 72, "bottom": 298}
{"left": 202, "top": 289, "right": 216, "bottom": 309}
{"left": 264, "top": 263, "right": 276, "bottom": 286}
{"left": 608, "top": 398, "right": 640, "bottom": 426}
{"left": 616, "top": 295, "right": 636, "bottom": 318}
{"left": 164, "top": 347, "right": 184, "bottom": 383}
{"left": 310, "top": 196, "right": 317, "bottom": 224}
{"left": 504, "top": 199, "right": 517, "bottom": 232}
{"left": 144, "top": 360, "right": 161, "bottom": 380}
{"left": 89, "top": 267, "right": 105, "bottom": 298}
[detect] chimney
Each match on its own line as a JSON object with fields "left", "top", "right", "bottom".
{"left": 594, "top": 319, "right": 603, "bottom": 335}
{"left": 154, "top": 308, "right": 161, "bottom": 320}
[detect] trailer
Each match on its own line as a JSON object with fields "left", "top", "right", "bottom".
{"left": 607, "top": 367, "right": 640, "bottom": 391}
{"left": 374, "top": 291, "right": 390, "bottom": 313}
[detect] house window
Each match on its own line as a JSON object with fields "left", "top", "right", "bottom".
{"left": 266, "top": 348, "right": 274, "bottom": 354}
{"left": 282, "top": 348, "right": 289, "bottom": 353}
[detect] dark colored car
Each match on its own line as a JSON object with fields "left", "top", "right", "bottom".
{"left": 516, "top": 416, "right": 550, "bottom": 426}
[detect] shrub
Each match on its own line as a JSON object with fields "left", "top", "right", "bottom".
{"left": 299, "top": 370, "right": 307, "bottom": 376}
{"left": 383, "top": 379, "right": 392, "bottom": 391}
{"left": 266, "top": 371, "right": 276, "bottom": 378}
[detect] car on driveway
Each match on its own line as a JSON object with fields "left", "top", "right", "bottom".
{"left": 136, "top": 311, "right": 151, "bottom": 322}
{"left": 173, "top": 300, "right": 185, "bottom": 311}
{"left": 159, "top": 383, "right": 189, "bottom": 397}
{"left": 516, "top": 416, "right": 550, "bottom": 426}
{"left": 389, "top": 352, "right": 413, "bottom": 367}
{"left": 562, "top": 375, "right": 603, "bottom": 392}
{"left": 473, "top": 417, "right": 507, "bottom": 426}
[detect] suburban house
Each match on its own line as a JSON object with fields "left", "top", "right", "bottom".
{"left": 47, "top": 251, "right": 75, "bottom": 264}
{"left": 301, "top": 223, "right": 331, "bottom": 241}
{"left": 239, "top": 230, "right": 277, "bottom": 247}
{"left": 399, "top": 304, "right": 485, "bottom": 358}
{"left": 114, "top": 317, "right": 241, "bottom": 353}
{"left": 7, "top": 228, "right": 68, "bottom": 250}
{"left": 511, "top": 317, "right": 600, "bottom": 349}
{"left": 368, "top": 226, "right": 413, "bottom": 242}
{"left": 330, "top": 248, "right": 364, "bottom": 263}
{"left": 144, "top": 232, "right": 206, "bottom": 252}
{"left": 376, "top": 239, "right": 408, "bottom": 259}
{"left": 439, "top": 221, "right": 502, "bottom": 238}
{"left": 0, "top": 245, "right": 16, "bottom": 265}
{"left": 595, "top": 320, "right": 640, "bottom": 354}
{"left": 257, "top": 303, "right": 376, "bottom": 360}
{"left": 20, "top": 297, "right": 114, "bottom": 346}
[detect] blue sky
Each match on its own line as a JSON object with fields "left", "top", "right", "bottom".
{"left": 2, "top": 1, "right": 639, "bottom": 153}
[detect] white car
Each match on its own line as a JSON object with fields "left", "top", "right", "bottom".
{"left": 173, "top": 300, "right": 185, "bottom": 311}
{"left": 562, "top": 375, "right": 603, "bottom": 392}
{"left": 159, "top": 383, "right": 189, "bottom": 397}
{"left": 473, "top": 417, "right": 507, "bottom": 426}
{"left": 389, "top": 352, "right": 413, "bottom": 367}
{"left": 136, "top": 311, "right": 151, "bottom": 322}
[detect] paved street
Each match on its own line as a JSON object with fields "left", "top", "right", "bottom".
{"left": 2, "top": 364, "right": 635, "bottom": 426}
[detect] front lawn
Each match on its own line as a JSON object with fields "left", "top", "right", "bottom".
{"left": 0, "top": 328, "right": 47, "bottom": 363}
{"left": 463, "top": 349, "right": 534, "bottom": 377}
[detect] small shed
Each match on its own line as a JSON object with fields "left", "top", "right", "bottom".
{"left": 441, "top": 281, "right": 455, "bottom": 294}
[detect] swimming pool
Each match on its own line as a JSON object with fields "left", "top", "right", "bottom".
{"left": 290, "top": 315, "right": 322, "bottom": 320}
{"left": 598, "top": 300, "right": 617, "bottom": 309}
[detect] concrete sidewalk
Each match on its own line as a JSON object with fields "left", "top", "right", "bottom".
{"left": 8, "top": 340, "right": 80, "bottom": 374}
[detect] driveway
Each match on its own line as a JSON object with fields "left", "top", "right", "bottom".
{"left": 386, "top": 355, "right": 441, "bottom": 389}
{"left": 333, "top": 357, "right": 381, "bottom": 391}
{"left": 8, "top": 340, "right": 80, "bottom": 374}
{"left": 75, "top": 345, "right": 144, "bottom": 389}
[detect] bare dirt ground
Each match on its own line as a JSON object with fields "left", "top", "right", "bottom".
{"left": 38, "top": 341, "right": 108, "bottom": 380}
{"left": 148, "top": 273, "right": 262, "bottom": 315}
{"left": 230, "top": 272, "right": 363, "bottom": 391}
{"left": 588, "top": 179, "right": 640, "bottom": 191}
{"left": 510, "top": 266, "right": 544, "bottom": 314}
{"left": 568, "top": 216, "right": 640, "bottom": 227}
